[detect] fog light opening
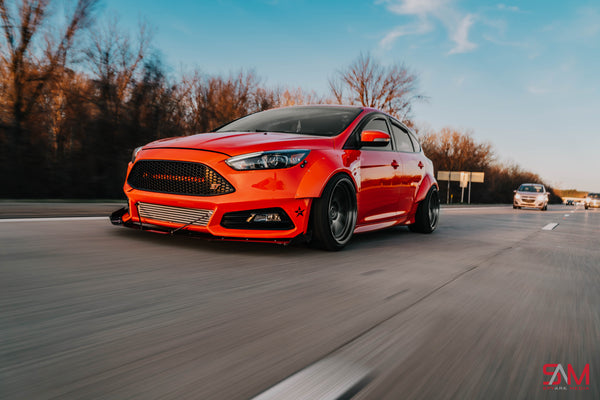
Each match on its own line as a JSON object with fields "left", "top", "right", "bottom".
{"left": 221, "top": 208, "right": 294, "bottom": 230}
{"left": 251, "top": 213, "right": 282, "bottom": 223}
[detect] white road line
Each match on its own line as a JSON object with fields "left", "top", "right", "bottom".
{"left": 251, "top": 357, "right": 372, "bottom": 400}
{"left": 442, "top": 206, "right": 509, "bottom": 212}
{"left": 0, "top": 217, "right": 107, "bottom": 223}
{"left": 542, "top": 223, "right": 559, "bottom": 231}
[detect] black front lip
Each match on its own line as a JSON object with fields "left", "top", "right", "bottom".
{"left": 110, "top": 207, "right": 128, "bottom": 225}
{"left": 109, "top": 206, "right": 308, "bottom": 245}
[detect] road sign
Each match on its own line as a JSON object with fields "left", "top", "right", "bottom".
{"left": 471, "top": 172, "right": 485, "bottom": 183}
{"left": 436, "top": 171, "right": 485, "bottom": 204}
{"left": 437, "top": 171, "right": 464, "bottom": 181}
{"left": 460, "top": 172, "right": 469, "bottom": 188}
{"left": 437, "top": 171, "right": 485, "bottom": 183}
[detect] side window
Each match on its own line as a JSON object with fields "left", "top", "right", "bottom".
{"left": 408, "top": 132, "right": 421, "bottom": 152}
{"left": 391, "top": 123, "right": 414, "bottom": 152}
{"left": 362, "top": 118, "right": 392, "bottom": 151}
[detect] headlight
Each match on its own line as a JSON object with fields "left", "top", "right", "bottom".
{"left": 131, "top": 146, "right": 143, "bottom": 163}
{"left": 515, "top": 193, "right": 521, "bottom": 199}
{"left": 586, "top": 197, "right": 591, "bottom": 202}
{"left": 537, "top": 194, "right": 545, "bottom": 201}
{"left": 226, "top": 150, "right": 310, "bottom": 171}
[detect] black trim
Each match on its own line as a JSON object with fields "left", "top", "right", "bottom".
{"left": 110, "top": 207, "right": 128, "bottom": 225}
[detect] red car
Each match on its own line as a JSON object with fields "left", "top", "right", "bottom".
{"left": 111, "top": 105, "right": 440, "bottom": 250}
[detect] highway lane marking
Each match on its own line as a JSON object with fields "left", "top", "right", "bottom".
{"left": 0, "top": 217, "right": 107, "bottom": 223}
{"left": 542, "top": 223, "right": 559, "bottom": 231}
{"left": 251, "top": 356, "right": 372, "bottom": 400}
{"left": 442, "top": 206, "right": 510, "bottom": 212}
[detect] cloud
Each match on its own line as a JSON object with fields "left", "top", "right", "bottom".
{"left": 385, "top": 0, "right": 451, "bottom": 16}
{"left": 454, "top": 76, "right": 465, "bottom": 87}
{"left": 378, "top": 0, "right": 477, "bottom": 55}
{"left": 496, "top": 4, "right": 521, "bottom": 13}
{"left": 379, "top": 19, "right": 433, "bottom": 49}
{"left": 448, "top": 14, "right": 477, "bottom": 54}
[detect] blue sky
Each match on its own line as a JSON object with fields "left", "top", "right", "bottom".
{"left": 104, "top": 0, "right": 600, "bottom": 191}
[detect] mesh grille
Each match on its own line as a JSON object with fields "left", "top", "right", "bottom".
{"left": 128, "top": 160, "right": 234, "bottom": 196}
{"left": 138, "top": 202, "right": 213, "bottom": 227}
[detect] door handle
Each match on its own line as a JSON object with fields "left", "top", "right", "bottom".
{"left": 391, "top": 160, "right": 399, "bottom": 169}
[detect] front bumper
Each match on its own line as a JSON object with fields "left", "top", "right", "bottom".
{"left": 514, "top": 196, "right": 547, "bottom": 208}
{"left": 114, "top": 148, "right": 315, "bottom": 241}
{"left": 111, "top": 196, "right": 312, "bottom": 241}
{"left": 586, "top": 200, "right": 600, "bottom": 208}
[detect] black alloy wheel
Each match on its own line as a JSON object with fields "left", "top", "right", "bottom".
{"left": 311, "top": 175, "right": 357, "bottom": 251}
{"left": 409, "top": 186, "right": 440, "bottom": 233}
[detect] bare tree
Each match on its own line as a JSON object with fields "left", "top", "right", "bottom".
{"left": 180, "top": 69, "right": 278, "bottom": 133}
{"left": 278, "top": 87, "right": 328, "bottom": 107}
{"left": 329, "top": 53, "right": 425, "bottom": 121}
{"left": 420, "top": 127, "right": 494, "bottom": 173}
{"left": 0, "top": 0, "right": 98, "bottom": 145}
{"left": 84, "top": 16, "right": 151, "bottom": 120}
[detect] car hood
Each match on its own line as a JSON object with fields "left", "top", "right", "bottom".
{"left": 516, "top": 191, "right": 546, "bottom": 196}
{"left": 144, "top": 132, "right": 335, "bottom": 156}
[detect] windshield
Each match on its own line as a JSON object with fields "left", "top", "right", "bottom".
{"left": 518, "top": 184, "right": 544, "bottom": 193}
{"left": 216, "top": 106, "right": 362, "bottom": 137}
{"left": 589, "top": 193, "right": 600, "bottom": 199}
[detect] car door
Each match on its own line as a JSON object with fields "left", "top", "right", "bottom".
{"left": 357, "top": 116, "right": 403, "bottom": 225}
{"left": 390, "top": 121, "right": 425, "bottom": 212}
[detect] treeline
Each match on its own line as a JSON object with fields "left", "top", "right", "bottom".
{"left": 1, "top": 0, "right": 556, "bottom": 202}
{"left": 0, "top": 1, "right": 333, "bottom": 198}
{"left": 420, "top": 128, "right": 561, "bottom": 203}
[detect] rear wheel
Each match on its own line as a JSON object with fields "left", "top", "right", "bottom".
{"left": 409, "top": 186, "right": 440, "bottom": 233}
{"left": 310, "top": 175, "right": 357, "bottom": 251}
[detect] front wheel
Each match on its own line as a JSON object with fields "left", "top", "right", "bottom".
{"left": 409, "top": 186, "right": 440, "bottom": 233}
{"left": 310, "top": 175, "right": 357, "bottom": 251}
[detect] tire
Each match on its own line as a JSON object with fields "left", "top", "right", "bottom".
{"left": 513, "top": 204, "right": 517, "bottom": 209}
{"left": 541, "top": 205, "right": 547, "bottom": 211}
{"left": 409, "top": 186, "right": 440, "bottom": 234}
{"left": 310, "top": 175, "right": 357, "bottom": 251}
{"left": 585, "top": 205, "right": 589, "bottom": 210}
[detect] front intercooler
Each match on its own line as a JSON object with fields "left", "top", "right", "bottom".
{"left": 136, "top": 202, "right": 213, "bottom": 227}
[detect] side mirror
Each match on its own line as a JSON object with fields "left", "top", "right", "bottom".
{"left": 360, "top": 130, "right": 390, "bottom": 147}
{"left": 513, "top": 190, "right": 517, "bottom": 193}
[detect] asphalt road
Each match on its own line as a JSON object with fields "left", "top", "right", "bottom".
{"left": 1, "top": 205, "right": 599, "bottom": 399}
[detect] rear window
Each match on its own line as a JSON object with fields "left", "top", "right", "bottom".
{"left": 216, "top": 106, "right": 362, "bottom": 137}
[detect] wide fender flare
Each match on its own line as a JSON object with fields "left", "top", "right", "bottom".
{"left": 415, "top": 173, "right": 439, "bottom": 204}
{"left": 295, "top": 155, "right": 357, "bottom": 199}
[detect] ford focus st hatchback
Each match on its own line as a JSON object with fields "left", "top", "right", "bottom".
{"left": 111, "top": 105, "right": 440, "bottom": 250}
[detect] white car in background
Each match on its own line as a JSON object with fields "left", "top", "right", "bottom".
{"left": 513, "top": 183, "right": 549, "bottom": 211}
{"left": 585, "top": 193, "right": 600, "bottom": 209}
